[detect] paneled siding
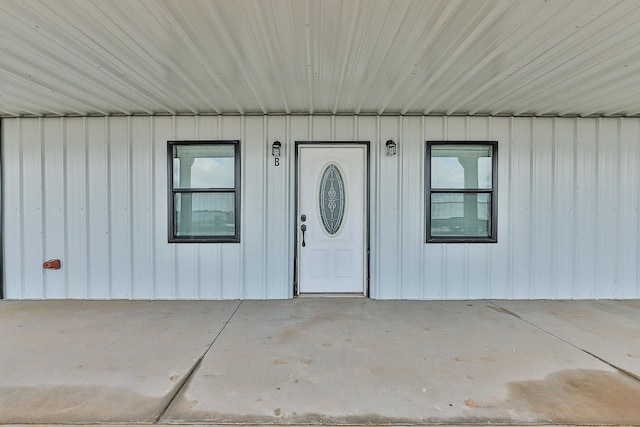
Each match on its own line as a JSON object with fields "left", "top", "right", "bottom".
{"left": 2, "top": 115, "right": 639, "bottom": 299}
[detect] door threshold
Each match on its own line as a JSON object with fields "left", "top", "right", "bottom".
{"left": 297, "top": 293, "right": 367, "bottom": 298}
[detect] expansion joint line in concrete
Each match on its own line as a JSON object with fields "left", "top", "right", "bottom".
{"left": 154, "top": 300, "right": 245, "bottom": 423}
{"left": 489, "top": 301, "right": 640, "bottom": 385}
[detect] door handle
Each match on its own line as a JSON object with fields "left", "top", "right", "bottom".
{"left": 301, "top": 224, "right": 307, "bottom": 247}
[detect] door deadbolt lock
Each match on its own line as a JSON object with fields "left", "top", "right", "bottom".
{"left": 301, "top": 214, "right": 306, "bottom": 222}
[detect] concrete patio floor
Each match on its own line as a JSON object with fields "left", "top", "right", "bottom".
{"left": 1, "top": 299, "right": 639, "bottom": 426}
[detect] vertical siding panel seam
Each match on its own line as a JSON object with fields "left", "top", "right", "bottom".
{"left": 379, "top": 114, "right": 384, "bottom": 298}
{"left": 239, "top": 115, "right": 246, "bottom": 298}
{"left": 610, "top": 117, "right": 624, "bottom": 298}
{"left": 105, "top": 117, "right": 113, "bottom": 298}
{"left": 18, "top": 119, "right": 25, "bottom": 298}
{"left": 150, "top": 117, "right": 157, "bottom": 299}
{"left": 281, "top": 117, "right": 286, "bottom": 297}
{"left": 282, "top": 115, "right": 288, "bottom": 298}
{"left": 507, "top": 117, "right": 514, "bottom": 298}
{"left": 61, "top": 118, "right": 70, "bottom": 298}
{"left": 615, "top": 118, "right": 623, "bottom": 297}
{"left": 529, "top": 118, "right": 535, "bottom": 298}
{"left": 397, "top": 116, "right": 403, "bottom": 297}
{"left": 594, "top": 118, "right": 600, "bottom": 298}
{"left": 374, "top": 115, "right": 381, "bottom": 297}
{"left": 128, "top": 117, "right": 134, "bottom": 299}
{"left": 369, "top": 116, "right": 382, "bottom": 299}
{"left": 282, "top": 115, "right": 287, "bottom": 297}
{"left": 420, "top": 116, "right": 426, "bottom": 299}
{"left": 262, "top": 116, "right": 268, "bottom": 299}
{"left": 376, "top": 115, "right": 384, "bottom": 298}
{"left": 572, "top": 118, "right": 579, "bottom": 299}
{"left": 83, "top": 118, "right": 91, "bottom": 298}
{"left": 551, "top": 118, "right": 558, "bottom": 298}
{"left": 571, "top": 118, "right": 579, "bottom": 297}
{"left": 81, "top": 117, "right": 91, "bottom": 299}
{"left": 39, "top": 118, "right": 46, "bottom": 298}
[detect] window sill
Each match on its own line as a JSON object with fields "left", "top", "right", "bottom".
{"left": 169, "top": 236, "right": 240, "bottom": 244}
{"left": 426, "top": 237, "right": 497, "bottom": 244}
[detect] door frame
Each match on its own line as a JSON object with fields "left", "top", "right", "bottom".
{"left": 0, "top": 120, "right": 3, "bottom": 300}
{"left": 294, "top": 141, "right": 370, "bottom": 296}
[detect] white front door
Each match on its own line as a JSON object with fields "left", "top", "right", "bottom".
{"left": 297, "top": 144, "right": 367, "bottom": 294}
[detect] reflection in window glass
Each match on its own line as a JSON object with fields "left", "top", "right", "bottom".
{"left": 431, "top": 157, "right": 464, "bottom": 189}
{"left": 430, "top": 193, "right": 490, "bottom": 237}
{"left": 431, "top": 145, "right": 492, "bottom": 189}
{"left": 175, "top": 193, "right": 235, "bottom": 236}
{"left": 477, "top": 156, "right": 492, "bottom": 189}
{"left": 173, "top": 144, "right": 235, "bottom": 189}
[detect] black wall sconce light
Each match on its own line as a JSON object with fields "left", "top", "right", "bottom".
{"left": 272, "top": 140, "right": 282, "bottom": 157}
{"left": 386, "top": 139, "right": 397, "bottom": 156}
{"left": 271, "top": 140, "right": 282, "bottom": 167}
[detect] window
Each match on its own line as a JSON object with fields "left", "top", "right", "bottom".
{"left": 168, "top": 140, "right": 240, "bottom": 243}
{"left": 426, "top": 141, "right": 497, "bottom": 243}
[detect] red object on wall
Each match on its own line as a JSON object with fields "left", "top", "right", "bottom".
{"left": 43, "top": 259, "right": 61, "bottom": 270}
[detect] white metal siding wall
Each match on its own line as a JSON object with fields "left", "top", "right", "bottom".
{"left": 2, "top": 115, "right": 639, "bottom": 299}
{"left": 2, "top": 116, "right": 293, "bottom": 299}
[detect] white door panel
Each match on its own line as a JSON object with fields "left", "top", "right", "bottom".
{"left": 297, "top": 145, "right": 367, "bottom": 294}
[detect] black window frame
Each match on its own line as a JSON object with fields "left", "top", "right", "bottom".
{"left": 425, "top": 141, "right": 498, "bottom": 244}
{"left": 168, "top": 140, "right": 241, "bottom": 243}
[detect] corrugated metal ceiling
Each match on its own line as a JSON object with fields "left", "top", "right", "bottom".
{"left": 1, "top": 0, "right": 640, "bottom": 118}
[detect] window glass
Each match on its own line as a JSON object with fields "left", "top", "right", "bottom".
{"left": 431, "top": 145, "right": 492, "bottom": 189}
{"left": 173, "top": 144, "right": 235, "bottom": 189}
{"left": 427, "top": 141, "right": 497, "bottom": 243}
{"left": 477, "top": 156, "right": 492, "bottom": 189}
{"left": 169, "top": 141, "right": 240, "bottom": 243}
{"left": 175, "top": 193, "right": 236, "bottom": 237}
{"left": 430, "top": 193, "right": 490, "bottom": 237}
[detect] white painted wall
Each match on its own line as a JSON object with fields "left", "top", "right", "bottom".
{"left": 2, "top": 115, "right": 639, "bottom": 299}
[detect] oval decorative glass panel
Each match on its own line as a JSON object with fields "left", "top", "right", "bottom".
{"left": 319, "top": 163, "right": 346, "bottom": 235}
